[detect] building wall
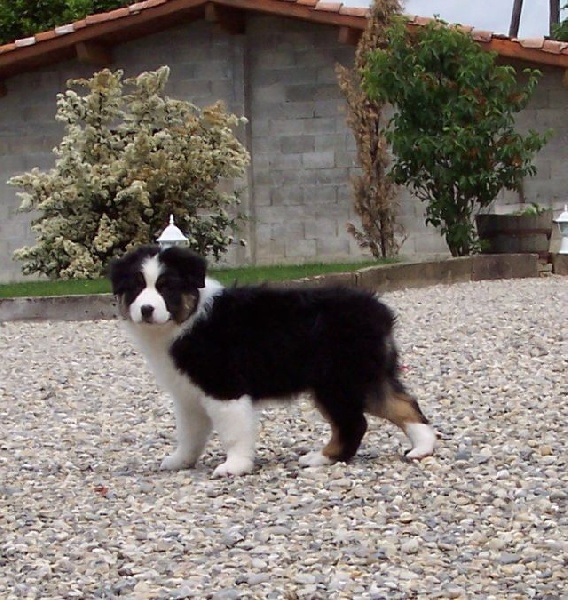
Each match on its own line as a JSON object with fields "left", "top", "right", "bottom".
{"left": 0, "top": 15, "right": 565, "bottom": 281}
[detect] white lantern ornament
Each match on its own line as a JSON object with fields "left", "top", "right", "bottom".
{"left": 157, "top": 214, "right": 189, "bottom": 249}
{"left": 554, "top": 205, "right": 568, "bottom": 255}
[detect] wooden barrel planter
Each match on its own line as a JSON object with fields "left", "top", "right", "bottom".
{"left": 475, "top": 210, "right": 553, "bottom": 260}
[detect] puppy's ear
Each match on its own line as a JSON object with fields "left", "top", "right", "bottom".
{"left": 107, "top": 255, "right": 129, "bottom": 296}
{"left": 161, "top": 246, "right": 207, "bottom": 289}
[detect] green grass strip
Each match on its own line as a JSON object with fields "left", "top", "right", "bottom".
{"left": 0, "top": 260, "right": 393, "bottom": 298}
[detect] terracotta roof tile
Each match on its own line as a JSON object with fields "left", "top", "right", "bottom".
{"left": 541, "top": 40, "right": 557, "bottom": 53}
{"left": 71, "top": 18, "right": 89, "bottom": 31}
{"left": 14, "top": 37, "right": 36, "bottom": 48}
{"left": 54, "top": 24, "right": 75, "bottom": 35}
{"left": 35, "top": 30, "right": 58, "bottom": 42}
{"left": 471, "top": 30, "right": 493, "bottom": 42}
{"left": 338, "top": 6, "right": 369, "bottom": 18}
{"left": 105, "top": 7, "right": 132, "bottom": 20}
{"left": 86, "top": 12, "right": 113, "bottom": 25}
{"left": 129, "top": 0, "right": 167, "bottom": 11}
{"left": 413, "top": 16, "right": 437, "bottom": 26}
{"left": 296, "top": 0, "right": 319, "bottom": 6}
{"left": 519, "top": 37, "right": 546, "bottom": 49}
{"left": 0, "top": 42, "right": 16, "bottom": 54}
{"left": 314, "top": 2, "right": 344, "bottom": 12}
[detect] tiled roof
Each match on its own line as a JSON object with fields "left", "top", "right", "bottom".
{"left": 0, "top": 0, "right": 566, "bottom": 81}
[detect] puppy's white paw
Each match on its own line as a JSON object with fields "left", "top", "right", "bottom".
{"left": 212, "top": 456, "right": 254, "bottom": 477}
{"left": 160, "top": 452, "right": 196, "bottom": 471}
{"left": 404, "top": 423, "right": 436, "bottom": 460}
{"left": 299, "top": 450, "right": 335, "bottom": 467}
{"left": 404, "top": 447, "right": 434, "bottom": 460}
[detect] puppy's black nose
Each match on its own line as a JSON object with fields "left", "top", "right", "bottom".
{"left": 141, "top": 304, "right": 154, "bottom": 320}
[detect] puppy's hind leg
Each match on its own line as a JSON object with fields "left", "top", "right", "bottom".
{"left": 367, "top": 381, "right": 436, "bottom": 460}
{"left": 203, "top": 395, "right": 257, "bottom": 477}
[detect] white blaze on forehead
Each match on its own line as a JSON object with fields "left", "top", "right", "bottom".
{"left": 129, "top": 255, "right": 171, "bottom": 324}
{"left": 141, "top": 254, "right": 163, "bottom": 287}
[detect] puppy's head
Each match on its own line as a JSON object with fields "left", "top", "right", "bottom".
{"left": 109, "top": 245, "right": 206, "bottom": 325}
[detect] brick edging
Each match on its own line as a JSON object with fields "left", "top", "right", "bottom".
{"left": 0, "top": 254, "right": 541, "bottom": 322}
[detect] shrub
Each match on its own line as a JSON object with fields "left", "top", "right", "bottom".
{"left": 10, "top": 66, "right": 250, "bottom": 279}
{"left": 363, "top": 18, "right": 551, "bottom": 256}
{"left": 337, "top": 0, "right": 404, "bottom": 259}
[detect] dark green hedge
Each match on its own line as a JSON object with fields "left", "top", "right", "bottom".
{"left": 0, "top": 1, "right": 129, "bottom": 45}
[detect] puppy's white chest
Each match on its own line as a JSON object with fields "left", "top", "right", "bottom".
{"left": 126, "top": 324, "right": 198, "bottom": 401}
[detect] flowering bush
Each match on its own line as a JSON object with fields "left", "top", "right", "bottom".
{"left": 10, "top": 66, "right": 250, "bottom": 279}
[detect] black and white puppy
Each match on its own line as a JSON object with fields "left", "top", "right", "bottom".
{"left": 109, "top": 245, "right": 435, "bottom": 477}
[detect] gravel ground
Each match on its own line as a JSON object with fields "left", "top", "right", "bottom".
{"left": 1, "top": 276, "right": 567, "bottom": 600}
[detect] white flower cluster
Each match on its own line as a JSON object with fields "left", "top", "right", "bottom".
{"left": 10, "top": 66, "right": 250, "bottom": 279}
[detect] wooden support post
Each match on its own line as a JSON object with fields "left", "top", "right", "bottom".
{"left": 338, "top": 26, "right": 361, "bottom": 46}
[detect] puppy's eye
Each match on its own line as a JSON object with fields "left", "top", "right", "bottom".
{"left": 115, "top": 276, "right": 143, "bottom": 297}
{"left": 119, "top": 274, "right": 144, "bottom": 296}
{"left": 156, "top": 279, "right": 173, "bottom": 293}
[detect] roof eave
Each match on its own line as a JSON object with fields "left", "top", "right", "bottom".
{"left": 0, "top": 0, "right": 566, "bottom": 83}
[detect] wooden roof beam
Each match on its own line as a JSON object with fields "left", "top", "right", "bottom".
{"left": 204, "top": 2, "right": 245, "bottom": 35}
{"left": 75, "top": 40, "right": 113, "bottom": 66}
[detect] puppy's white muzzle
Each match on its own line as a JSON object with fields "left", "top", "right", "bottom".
{"left": 130, "top": 288, "right": 171, "bottom": 324}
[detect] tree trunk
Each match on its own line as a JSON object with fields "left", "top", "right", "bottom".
{"left": 550, "top": 0, "right": 560, "bottom": 33}
{"left": 509, "top": 0, "right": 524, "bottom": 38}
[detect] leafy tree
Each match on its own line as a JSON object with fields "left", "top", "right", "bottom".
{"left": 336, "top": 0, "right": 404, "bottom": 259}
{"left": 10, "top": 66, "right": 250, "bottom": 279}
{"left": 552, "top": 4, "right": 568, "bottom": 40}
{"left": 0, "top": 1, "right": 127, "bottom": 44}
{"left": 363, "top": 18, "right": 551, "bottom": 256}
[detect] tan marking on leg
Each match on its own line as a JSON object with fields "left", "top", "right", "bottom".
{"left": 370, "top": 389, "right": 427, "bottom": 428}
{"left": 370, "top": 386, "right": 435, "bottom": 459}
{"left": 314, "top": 403, "right": 345, "bottom": 460}
{"left": 321, "top": 421, "right": 344, "bottom": 460}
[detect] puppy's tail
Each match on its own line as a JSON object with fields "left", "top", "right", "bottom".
{"left": 384, "top": 330, "right": 400, "bottom": 380}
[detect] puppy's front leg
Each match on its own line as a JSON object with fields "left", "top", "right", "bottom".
{"left": 203, "top": 395, "right": 257, "bottom": 477}
{"left": 160, "top": 396, "right": 212, "bottom": 471}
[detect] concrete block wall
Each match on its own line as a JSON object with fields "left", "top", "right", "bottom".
{"left": 0, "top": 14, "right": 565, "bottom": 281}
{"left": 247, "top": 17, "right": 353, "bottom": 264}
{"left": 509, "top": 67, "right": 568, "bottom": 211}
{"left": 0, "top": 69, "right": 74, "bottom": 281}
